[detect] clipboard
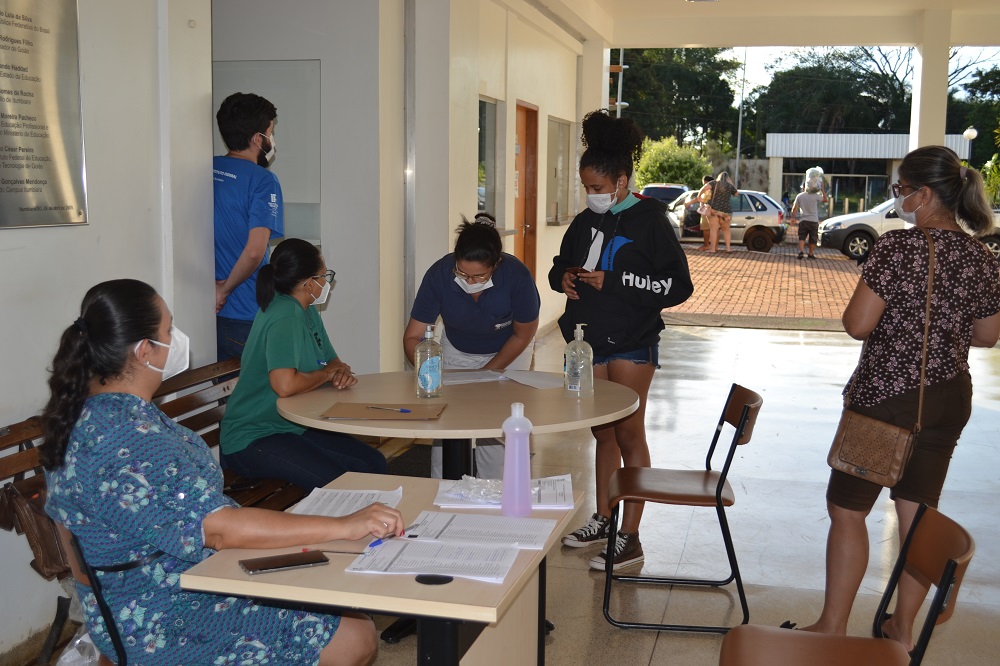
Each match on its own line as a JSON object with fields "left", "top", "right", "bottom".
{"left": 320, "top": 403, "right": 447, "bottom": 420}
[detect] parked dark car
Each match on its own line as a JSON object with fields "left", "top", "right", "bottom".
{"left": 639, "top": 183, "right": 689, "bottom": 205}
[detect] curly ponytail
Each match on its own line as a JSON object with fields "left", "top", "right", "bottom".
{"left": 579, "top": 109, "right": 645, "bottom": 182}
{"left": 40, "top": 279, "right": 161, "bottom": 469}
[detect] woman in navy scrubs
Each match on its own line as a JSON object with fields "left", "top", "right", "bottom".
{"left": 403, "top": 213, "right": 540, "bottom": 478}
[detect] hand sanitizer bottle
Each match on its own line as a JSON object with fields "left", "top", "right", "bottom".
{"left": 501, "top": 402, "right": 532, "bottom": 517}
{"left": 563, "top": 323, "right": 594, "bottom": 397}
{"left": 414, "top": 325, "right": 443, "bottom": 398}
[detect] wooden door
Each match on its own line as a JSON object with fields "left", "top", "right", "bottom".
{"left": 514, "top": 103, "right": 538, "bottom": 276}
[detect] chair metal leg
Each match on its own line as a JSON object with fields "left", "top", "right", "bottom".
{"left": 602, "top": 502, "right": 749, "bottom": 634}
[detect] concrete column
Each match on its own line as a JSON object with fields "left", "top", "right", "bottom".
{"left": 579, "top": 40, "right": 609, "bottom": 122}
{"left": 768, "top": 157, "right": 784, "bottom": 202}
{"left": 909, "top": 9, "right": 952, "bottom": 151}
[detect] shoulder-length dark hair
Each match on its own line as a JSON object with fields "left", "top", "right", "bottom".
{"left": 40, "top": 279, "right": 162, "bottom": 469}
{"left": 257, "top": 238, "right": 323, "bottom": 311}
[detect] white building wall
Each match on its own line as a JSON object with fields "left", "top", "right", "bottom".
{"left": 0, "top": 0, "right": 214, "bottom": 651}
{"left": 212, "top": 0, "right": 405, "bottom": 374}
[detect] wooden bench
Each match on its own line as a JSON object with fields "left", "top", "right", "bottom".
{"left": 153, "top": 357, "right": 307, "bottom": 511}
{"left": 0, "top": 358, "right": 308, "bottom": 664}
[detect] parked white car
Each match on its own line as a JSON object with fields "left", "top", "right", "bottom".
{"left": 818, "top": 199, "right": 905, "bottom": 261}
{"left": 821, "top": 200, "right": 1000, "bottom": 261}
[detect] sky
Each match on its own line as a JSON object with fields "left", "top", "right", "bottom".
{"left": 731, "top": 45, "right": 1000, "bottom": 104}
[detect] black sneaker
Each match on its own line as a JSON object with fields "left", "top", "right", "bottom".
{"left": 797, "top": 252, "right": 804, "bottom": 260}
{"left": 588, "top": 531, "right": 644, "bottom": 570}
{"left": 561, "top": 513, "right": 610, "bottom": 548}
{"left": 808, "top": 254, "right": 817, "bottom": 260}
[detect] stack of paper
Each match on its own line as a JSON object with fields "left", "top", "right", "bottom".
{"left": 434, "top": 474, "right": 574, "bottom": 510}
{"left": 346, "top": 540, "right": 517, "bottom": 583}
{"left": 289, "top": 487, "right": 403, "bottom": 517}
{"left": 347, "top": 510, "right": 558, "bottom": 583}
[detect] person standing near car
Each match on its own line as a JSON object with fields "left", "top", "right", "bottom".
{"left": 695, "top": 175, "right": 715, "bottom": 250}
{"left": 549, "top": 109, "right": 693, "bottom": 571}
{"left": 706, "top": 171, "right": 738, "bottom": 253}
{"left": 791, "top": 182, "right": 828, "bottom": 259}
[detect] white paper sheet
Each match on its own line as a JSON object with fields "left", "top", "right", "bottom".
{"left": 346, "top": 539, "right": 516, "bottom": 583}
{"left": 434, "top": 474, "right": 574, "bottom": 510}
{"left": 442, "top": 369, "right": 503, "bottom": 385}
{"left": 403, "top": 510, "right": 556, "bottom": 550}
{"left": 288, "top": 487, "right": 403, "bottom": 517}
{"left": 499, "top": 370, "right": 565, "bottom": 389}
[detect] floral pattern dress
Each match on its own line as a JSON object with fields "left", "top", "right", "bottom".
{"left": 45, "top": 393, "right": 339, "bottom": 665}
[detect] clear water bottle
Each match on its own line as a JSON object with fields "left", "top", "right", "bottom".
{"left": 414, "top": 324, "right": 443, "bottom": 398}
{"left": 563, "top": 323, "right": 594, "bottom": 397}
{"left": 501, "top": 402, "right": 532, "bottom": 517}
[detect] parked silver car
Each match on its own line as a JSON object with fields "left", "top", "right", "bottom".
{"left": 665, "top": 189, "right": 787, "bottom": 252}
{"left": 821, "top": 199, "right": 1000, "bottom": 261}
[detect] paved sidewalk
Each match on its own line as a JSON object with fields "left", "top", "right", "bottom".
{"left": 665, "top": 243, "right": 861, "bottom": 331}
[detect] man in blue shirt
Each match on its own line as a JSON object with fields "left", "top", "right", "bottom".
{"left": 213, "top": 92, "right": 284, "bottom": 360}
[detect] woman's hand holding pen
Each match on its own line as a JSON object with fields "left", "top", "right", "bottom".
{"left": 340, "top": 503, "right": 404, "bottom": 541}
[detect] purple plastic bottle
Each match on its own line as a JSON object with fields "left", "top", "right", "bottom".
{"left": 501, "top": 402, "right": 532, "bottom": 517}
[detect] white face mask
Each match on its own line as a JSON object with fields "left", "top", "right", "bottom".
{"left": 894, "top": 190, "right": 920, "bottom": 225}
{"left": 310, "top": 278, "right": 331, "bottom": 306}
{"left": 258, "top": 132, "right": 276, "bottom": 164}
{"left": 138, "top": 327, "right": 190, "bottom": 381}
{"left": 454, "top": 276, "right": 494, "bottom": 294}
{"left": 586, "top": 178, "right": 625, "bottom": 214}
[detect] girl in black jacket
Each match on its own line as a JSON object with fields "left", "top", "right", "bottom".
{"left": 548, "top": 110, "right": 693, "bottom": 571}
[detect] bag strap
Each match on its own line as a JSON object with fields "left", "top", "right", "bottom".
{"left": 846, "top": 227, "right": 935, "bottom": 434}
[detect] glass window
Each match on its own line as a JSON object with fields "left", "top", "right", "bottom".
{"left": 746, "top": 194, "right": 767, "bottom": 212}
{"left": 478, "top": 100, "right": 497, "bottom": 215}
{"left": 546, "top": 117, "right": 573, "bottom": 224}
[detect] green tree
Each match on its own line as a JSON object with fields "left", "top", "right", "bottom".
{"left": 753, "top": 63, "right": 876, "bottom": 133}
{"left": 634, "top": 137, "right": 712, "bottom": 189}
{"left": 619, "top": 48, "right": 741, "bottom": 145}
{"left": 961, "top": 66, "right": 1000, "bottom": 169}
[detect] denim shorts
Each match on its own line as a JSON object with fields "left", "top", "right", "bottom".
{"left": 593, "top": 344, "right": 659, "bottom": 368}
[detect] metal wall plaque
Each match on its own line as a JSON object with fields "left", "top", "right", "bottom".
{"left": 0, "top": 0, "right": 87, "bottom": 229}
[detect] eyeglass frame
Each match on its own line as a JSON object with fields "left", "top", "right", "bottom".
{"left": 312, "top": 269, "right": 336, "bottom": 284}
{"left": 452, "top": 260, "right": 500, "bottom": 284}
{"left": 891, "top": 182, "right": 918, "bottom": 198}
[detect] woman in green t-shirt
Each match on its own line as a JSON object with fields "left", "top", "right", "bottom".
{"left": 220, "top": 239, "right": 387, "bottom": 489}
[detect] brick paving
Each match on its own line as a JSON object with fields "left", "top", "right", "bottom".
{"left": 664, "top": 242, "right": 862, "bottom": 330}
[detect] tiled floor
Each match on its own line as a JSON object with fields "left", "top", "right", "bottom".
{"left": 373, "top": 325, "right": 1000, "bottom": 665}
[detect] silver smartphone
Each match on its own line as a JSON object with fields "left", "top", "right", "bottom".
{"left": 239, "top": 550, "right": 330, "bottom": 575}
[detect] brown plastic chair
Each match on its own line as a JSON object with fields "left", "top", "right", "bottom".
{"left": 718, "top": 504, "right": 975, "bottom": 666}
{"left": 602, "top": 383, "right": 763, "bottom": 633}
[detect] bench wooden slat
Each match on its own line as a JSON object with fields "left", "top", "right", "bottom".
{"left": 0, "top": 416, "right": 42, "bottom": 453}
{"left": 157, "top": 378, "right": 238, "bottom": 419}
{"left": 173, "top": 405, "right": 227, "bottom": 436}
{"left": 155, "top": 358, "right": 240, "bottom": 398}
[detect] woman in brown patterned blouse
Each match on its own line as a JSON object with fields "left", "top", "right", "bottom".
{"left": 799, "top": 146, "right": 1000, "bottom": 651}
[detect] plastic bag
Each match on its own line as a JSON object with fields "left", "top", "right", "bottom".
{"left": 805, "top": 166, "right": 824, "bottom": 194}
{"left": 56, "top": 624, "right": 100, "bottom": 666}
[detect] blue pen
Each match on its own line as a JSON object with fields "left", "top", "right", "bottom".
{"left": 367, "top": 406, "right": 412, "bottom": 414}
{"left": 317, "top": 360, "right": 327, "bottom": 366}
{"left": 368, "top": 534, "right": 395, "bottom": 548}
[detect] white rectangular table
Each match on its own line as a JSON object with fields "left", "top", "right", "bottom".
{"left": 181, "top": 473, "right": 581, "bottom": 665}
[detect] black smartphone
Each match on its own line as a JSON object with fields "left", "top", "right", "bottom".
{"left": 566, "top": 267, "right": 587, "bottom": 276}
{"left": 239, "top": 550, "right": 330, "bottom": 575}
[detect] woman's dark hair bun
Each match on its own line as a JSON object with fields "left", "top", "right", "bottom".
{"left": 579, "top": 109, "right": 645, "bottom": 180}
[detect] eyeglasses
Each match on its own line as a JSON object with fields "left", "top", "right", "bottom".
{"left": 313, "top": 270, "right": 336, "bottom": 284}
{"left": 891, "top": 182, "right": 917, "bottom": 198}
{"left": 452, "top": 263, "right": 498, "bottom": 283}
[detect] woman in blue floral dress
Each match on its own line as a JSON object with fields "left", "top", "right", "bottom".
{"left": 40, "top": 279, "right": 402, "bottom": 665}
